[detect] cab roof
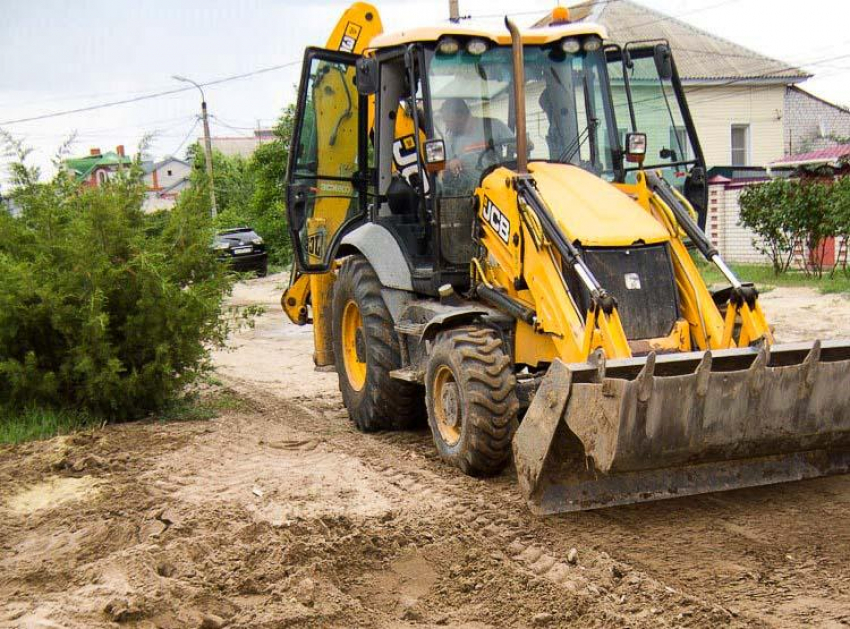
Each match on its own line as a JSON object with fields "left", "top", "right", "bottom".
{"left": 369, "top": 21, "right": 608, "bottom": 50}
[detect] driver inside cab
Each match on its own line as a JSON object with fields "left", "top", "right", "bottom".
{"left": 439, "top": 98, "right": 513, "bottom": 189}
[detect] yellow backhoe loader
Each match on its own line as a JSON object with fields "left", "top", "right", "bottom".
{"left": 282, "top": 3, "right": 850, "bottom": 513}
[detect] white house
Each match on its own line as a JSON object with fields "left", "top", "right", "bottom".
{"left": 142, "top": 157, "right": 191, "bottom": 213}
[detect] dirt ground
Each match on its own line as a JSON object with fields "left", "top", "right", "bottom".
{"left": 2, "top": 274, "right": 850, "bottom": 629}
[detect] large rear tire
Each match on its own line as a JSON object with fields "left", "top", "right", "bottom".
{"left": 425, "top": 327, "right": 518, "bottom": 476}
{"left": 332, "top": 255, "right": 425, "bottom": 432}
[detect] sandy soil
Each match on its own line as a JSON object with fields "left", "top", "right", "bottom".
{"left": 2, "top": 274, "right": 850, "bottom": 628}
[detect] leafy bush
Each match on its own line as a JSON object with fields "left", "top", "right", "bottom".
{"left": 740, "top": 176, "right": 840, "bottom": 277}
{"left": 739, "top": 177, "right": 796, "bottom": 274}
{"left": 831, "top": 176, "right": 850, "bottom": 239}
{"left": 0, "top": 140, "right": 238, "bottom": 420}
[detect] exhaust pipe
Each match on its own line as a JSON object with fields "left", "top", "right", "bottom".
{"left": 505, "top": 18, "right": 527, "bottom": 174}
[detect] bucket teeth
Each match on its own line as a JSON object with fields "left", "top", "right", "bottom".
{"left": 636, "top": 351, "right": 656, "bottom": 402}
{"left": 696, "top": 350, "right": 712, "bottom": 397}
{"left": 748, "top": 345, "right": 769, "bottom": 392}
{"left": 803, "top": 340, "right": 822, "bottom": 387}
{"left": 514, "top": 341, "right": 850, "bottom": 514}
{"left": 588, "top": 348, "right": 606, "bottom": 382}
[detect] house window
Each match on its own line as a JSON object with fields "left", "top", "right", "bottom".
{"left": 97, "top": 170, "right": 108, "bottom": 185}
{"left": 167, "top": 169, "right": 172, "bottom": 176}
{"left": 669, "top": 126, "right": 690, "bottom": 161}
{"left": 731, "top": 124, "right": 750, "bottom": 166}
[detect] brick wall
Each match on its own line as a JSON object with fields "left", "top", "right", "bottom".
{"left": 706, "top": 176, "right": 773, "bottom": 264}
{"left": 785, "top": 86, "right": 850, "bottom": 155}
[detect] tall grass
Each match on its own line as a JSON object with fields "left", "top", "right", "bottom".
{"left": 0, "top": 408, "right": 99, "bottom": 445}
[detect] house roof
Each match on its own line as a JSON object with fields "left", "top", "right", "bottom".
{"left": 148, "top": 157, "right": 190, "bottom": 172}
{"left": 771, "top": 144, "right": 850, "bottom": 168}
{"left": 64, "top": 151, "right": 132, "bottom": 180}
{"left": 535, "top": 0, "right": 811, "bottom": 83}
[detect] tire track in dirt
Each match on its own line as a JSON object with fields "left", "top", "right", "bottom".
{"left": 228, "top": 380, "right": 756, "bottom": 628}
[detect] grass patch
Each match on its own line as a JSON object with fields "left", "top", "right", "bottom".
{"left": 0, "top": 388, "right": 248, "bottom": 446}
{"left": 696, "top": 260, "right": 850, "bottom": 295}
{"left": 0, "top": 407, "right": 100, "bottom": 445}
{"left": 157, "top": 389, "right": 249, "bottom": 424}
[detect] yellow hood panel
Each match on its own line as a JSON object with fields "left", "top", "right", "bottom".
{"left": 527, "top": 162, "right": 669, "bottom": 247}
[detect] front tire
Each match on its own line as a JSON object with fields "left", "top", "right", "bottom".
{"left": 425, "top": 327, "right": 518, "bottom": 476}
{"left": 332, "top": 255, "right": 425, "bottom": 432}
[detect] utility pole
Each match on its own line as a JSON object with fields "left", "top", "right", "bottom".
{"left": 449, "top": 0, "right": 459, "bottom": 21}
{"left": 173, "top": 74, "right": 217, "bottom": 219}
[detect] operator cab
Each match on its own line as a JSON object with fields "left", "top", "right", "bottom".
{"left": 286, "top": 19, "right": 706, "bottom": 296}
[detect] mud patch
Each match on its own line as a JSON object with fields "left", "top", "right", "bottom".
{"left": 170, "top": 438, "right": 397, "bottom": 524}
{"left": 6, "top": 475, "right": 101, "bottom": 515}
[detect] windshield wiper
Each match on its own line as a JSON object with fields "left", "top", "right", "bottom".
{"left": 557, "top": 117, "right": 598, "bottom": 165}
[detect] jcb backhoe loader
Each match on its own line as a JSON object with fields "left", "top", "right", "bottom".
{"left": 282, "top": 3, "right": 850, "bottom": 513}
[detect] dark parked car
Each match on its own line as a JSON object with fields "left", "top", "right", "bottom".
{"left": 214, "top": 227, "right": 268, "bottom": 276}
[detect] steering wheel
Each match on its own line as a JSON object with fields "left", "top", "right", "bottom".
{"left": 476, "top": 137, "right": 517, "bottom": 170}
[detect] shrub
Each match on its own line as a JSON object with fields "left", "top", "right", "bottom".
{"left": 738, "top": 178, "right": 797, "bottom": 275}
{"left": 739, "top": 177, "right": 838, "bottom": 277}
{"left": 0, "top": 141, "right": 238, "bottom": 420}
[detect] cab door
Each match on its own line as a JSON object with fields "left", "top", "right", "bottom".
{"left": 287, "top": 47, "right": 367, "bottom": 272}
{"left": 606, "top": 42, "right": 709, "bottom": 229}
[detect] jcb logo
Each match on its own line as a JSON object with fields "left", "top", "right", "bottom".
{"left": 392, "top": 134, "right": 430, "bottom": 195}
{"left": 481, "top": 198, "right": 510, "bottom": 244}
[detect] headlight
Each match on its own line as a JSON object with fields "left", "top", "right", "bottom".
{"left": 561, "top": 38, "right": 580, "bottom": 54}
{"left": 251, "top": 237, "right": 264, "bottom": 245}
{"left": 466, "top": 38, "right": 488, "bottom": 56}
{"left": 214, "top": 242, "right": 230, "bottom": 251}
{"left": 583, "top": 36, "right": 602, "bottom": 52}
{"left": 437, "top": 37, "right": 459, "bottom": 55}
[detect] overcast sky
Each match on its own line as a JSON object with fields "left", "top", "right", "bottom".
{"left": 2, "top": 0, "right": 850, "bottom": 183}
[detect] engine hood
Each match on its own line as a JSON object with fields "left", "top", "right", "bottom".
{"left": 522, "top": 162, "right": 669, "bottom": 248}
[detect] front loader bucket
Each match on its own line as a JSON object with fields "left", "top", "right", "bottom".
{"left": 513, "top": 341, "right": 850, "bottom": 514}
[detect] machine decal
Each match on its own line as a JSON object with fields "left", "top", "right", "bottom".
{"left": 624, "top": 273, "right": 642, "bottom": 290}
{"left": 481, "top": 197, "right": 511, "bottom": 244}
{"left": 338, "top": 21, "right": 363, "bottom": 53}
{"left": 306, "top": 229, "right": 327, "bottom": 259}
{"left": 392, "top": 134, "right": 430, "bottom": 195}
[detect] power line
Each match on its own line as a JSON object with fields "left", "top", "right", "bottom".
{"left": 0, "top": 60, "right": 301, "bottom": 127}
{"left": 622, "top": 49, "right": 850, "bottom": 115}
{"left": 209, "top": 115, "right": 254, "bottom": 137}
{"left": 626, "top": 0, "right": 742, "bottom": 30}
{"left": 460, "top": 0, "right": 622, "bottom": 21}
{"left": 167, "top": 118, "right": 201, "bottom": 158}
{"left": 3, "top": 0, "right": 845, "bottom": 138}
{"left": 10, "top": 114, "right": 199, "bottom": 143}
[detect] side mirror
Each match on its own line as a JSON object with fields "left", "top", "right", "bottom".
{"left": 684, "top": 166, "right": 708, "bottom": 229}
{"left": 653, "top": 44, "right": 673, "bottom": 81}
{"left": 625, "top": 132, "right": 647, "bottom": 164}
{"left": 355, "top": 58, "right": 378, "bottom": 95}
{"left": 424, "top": 138, "right": 446, "bottom": 173}
{"left": 660, "top": 147, "right": 678, "bottom": 161}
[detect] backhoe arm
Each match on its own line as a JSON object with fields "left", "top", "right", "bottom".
{"left": 644, "top": 171, "right": 773, "bottom": 348}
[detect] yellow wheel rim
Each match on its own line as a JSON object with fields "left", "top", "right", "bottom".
{"left": 342, "top": 300, "right": 367, "bottom": 391}
{"left": 433, "top": 365, "right": 462, "bottom": 446}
